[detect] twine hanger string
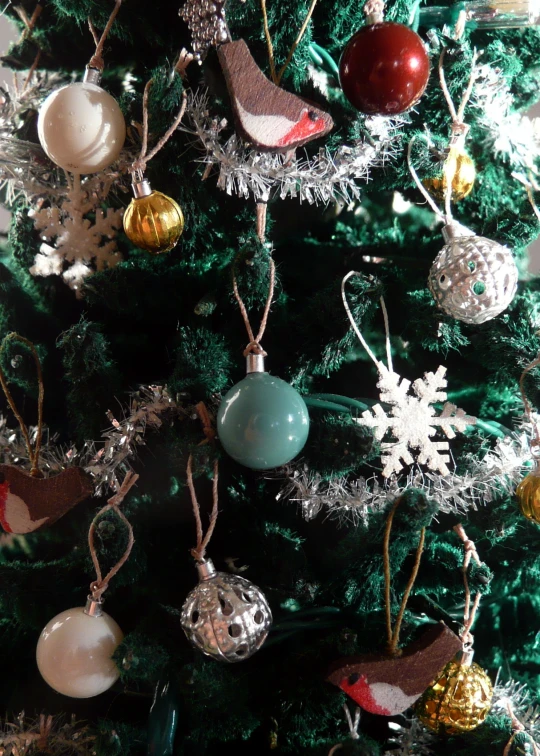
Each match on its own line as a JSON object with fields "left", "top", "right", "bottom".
{"left": 88, "top": 0, "right": 123, "bottom": 71}
{"left": 327, "top": 705, "right": 361, "bottom": 755}
{"left": 406, "top": 136, "right": 452, "bottom": 225}
{"left": 260, "top": 0, "right": 319, "bottom": 85}
{"left": 88, "top": 470, "right": 139, "bottom": 602}
{"left": 519, "top": 350, "right": 540, "bottom": 458}
{"left": 0, "top": 333, "right": 44, "bottom": 477}
{"left": 232, "top": 255, "right": 276, "bottom": 358}
{"left": 452, "top": 523, "right": 482, "bottom": 647}
{"left": 503, "top": 702, "right": 540, "bottom": 756}
{"left": 383, "top": 496, "right": 426, "bottom": 657}
{"left": 131, "top": 79, "right": 188, "bottom": 180}
{"left": 341, "top": 270, "right": 393, "bottom": 375}
{"left": 438, "top": 47, "right": 479, "bottom": 144}
{"left": 186, "top": 402, "right": 219, "bottom": 563}
{"left": 13, "top": 1, "right": 42, "bottom": 94}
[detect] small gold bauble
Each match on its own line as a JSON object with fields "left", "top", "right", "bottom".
{"left": 516, "top": 471, "right": 540, "bottom": 522}
{"left": 415, "top": 659, "right": 492, "bottom": 734}
{"left": 123, "top": 190, "right": 184, "bottom": 254}
{"left": 424, "top": 147, "right": 476, "bottom": 202}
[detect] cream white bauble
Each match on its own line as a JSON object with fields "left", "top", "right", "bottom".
{"left": 36, "top": 603, "right": 123, "bottom": 698}
{"left": 37, "top": 81, "right": 126, "bottom": 174}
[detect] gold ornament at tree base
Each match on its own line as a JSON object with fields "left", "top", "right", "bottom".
{"left": 415, "top": 653, "right": 492, "bottom": 734}
{"left": 516, "top": 470, "right": 540, "bottom": 522}
{"left": 424, "top": 147, "right": 476, "bottom": 202}
{"left": 123, "top": 179, "right": 184, "bottom": 254}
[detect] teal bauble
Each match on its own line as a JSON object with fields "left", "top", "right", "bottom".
{"left": 217, "top": 370, "right": 310, "bottom": 470}
{"left": 147, "top": 679, "right": 180, "bottom": 756}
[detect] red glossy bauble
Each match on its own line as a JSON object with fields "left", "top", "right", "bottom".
{"left": 339, "top": 22, "right": 430, "bottom": 116}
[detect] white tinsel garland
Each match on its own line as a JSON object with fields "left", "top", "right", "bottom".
{"left": 471, "top": 63, "right": 540, "bottom": 171}
{"left": 183, "top": 90, "right": 406, "bottom": 204}
{"left": 278, "top": 422, "right": 530, "bottom": 524}
{"left": 0, "top": 385, "right": 189, "bottom": 498}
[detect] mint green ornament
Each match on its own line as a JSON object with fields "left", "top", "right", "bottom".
{"left": 217, "top": 355, "right": 309, "bottom": 470}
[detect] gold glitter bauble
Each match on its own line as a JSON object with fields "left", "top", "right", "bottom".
{"left": 415, "top": 659, "right": 492, "bottom": 734}
{"left": 123, "top": 190, "right": 184, "bottom": 254}
{"left": 424, "top": 147, "right": 476, "bottom": 202}
{"left": 516, "top": 471, "right": 540, "bottom": 522}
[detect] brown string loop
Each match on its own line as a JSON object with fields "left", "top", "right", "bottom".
{"left": 87, "top": 0, "right": 123, "bottom": 71}
{"left": 382, "top": 497, "right": 426, "bottom": 657}
{"left": 260, "top": 0, "right": 319, "bottom": 85}
{"left": 232, "top": 255, "right": 276, "bottom": 358}
{"left": 503, "top": 702, "right": 540, "bottom": 756}
{"left": 0, "top": 333, "right": 44, "bottom": 477}
{"left": 453, "top": 523, "right": 482, "bottom": 646}
{"left": 88, "top": 471, "right": 138, "bottom": 601}
{"left": 186, "top": 454, "right": 219, "bottom": 563}
{"left": 131, "top": 79, "right": 188, "bottom": 177}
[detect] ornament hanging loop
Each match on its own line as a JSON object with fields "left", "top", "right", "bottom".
{"left": 383, "top": 496, "right": 426, "bottom": 657}
{"left": 87, "top": 0, "right": 123, "bottom": 72}
{"left": 232, "top": 255, "right": 276, "bottom": 361}
{"left": 0, "top": 332, "right": 44, "bottom": 477}
{"left": 438, "top": 47, "right": 480, "bottom": 146}
{"left": 453, "top": 523, "right": 483, "bottom": 647}
{"left": 186, "top": 454, "right": 219, "bottom": 563}
{"left": 131, "top": 80, "right": 188, "bottom": 179}
{"left": 341, "top": 271, "right": 393, "bottom": 373}
{"left": 88, "top": 471, "right": 138, "bottom": 602}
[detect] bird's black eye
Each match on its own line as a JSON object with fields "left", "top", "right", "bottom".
{"left": 348, "top": 673, "right": 360, "bottom": 685}
{"left": 308, "top": 110, "right": 318, "bottom": 121}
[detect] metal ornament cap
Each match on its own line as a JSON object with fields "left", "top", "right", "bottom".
{"left": 180, "top": 566, "right": 272, "bottom": 662}
{"left": 428, "top": 230, "right": 518, "bottom": 324}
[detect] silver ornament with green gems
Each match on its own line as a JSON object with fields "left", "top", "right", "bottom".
{"left": 181, "top": 559, "right": 272, "bottom": 662}
{"left": 428, "top": 222, "right": 518, "bottom": 325}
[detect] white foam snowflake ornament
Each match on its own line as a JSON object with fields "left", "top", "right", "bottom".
{"left": 29, "top": 176, "right": 123, "bottom": 296}
{"left": 357, "top": 365, "right": 476, "bottom": 478}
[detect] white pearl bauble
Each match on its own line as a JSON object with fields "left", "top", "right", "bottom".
{"left": 36, "top": 606, "right": 123, "bottom": 698}
{"left": 37, "top": 82, "right": 126, "bottom": 174}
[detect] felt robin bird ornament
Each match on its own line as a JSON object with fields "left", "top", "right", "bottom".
{"left": 180, "top": 0, "right": 333, "bottom": 151}
{"left": 0, "top": 465, "right": 93, "bottom": 534}
{"left": 327, "top": 623, "right": 463, "bottom": 716}
{"left": 0, "top": 332, "right": 94, "bottom": 534}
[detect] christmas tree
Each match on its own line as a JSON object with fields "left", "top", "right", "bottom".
{"left": 0, "top": 0, "right": 539, "bottom": 753}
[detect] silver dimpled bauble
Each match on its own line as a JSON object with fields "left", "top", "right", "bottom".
{"left": 428, "top": 223, "right": 518, "bottom": 325}
{"left": 181, "top": 559, "right": 272, "bottom": 662}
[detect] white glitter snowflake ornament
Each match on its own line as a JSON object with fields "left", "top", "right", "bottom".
{"left": 29, "top": 173, "right": 123, "bottom": 295}
{"left": 342, "top": 272, "right": 476, "bottom": 479}
{"left": 357, "top": 364, "right": 475, "bottom": 477}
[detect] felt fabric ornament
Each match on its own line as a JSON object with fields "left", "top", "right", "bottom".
{"left": 0, "top": 464, "right": 93, "bottom": 534}
{"left": 328, "top": 624, "right": 462, "bottom": 716}
{"left": 327, "top": 496, "right": 462, "bottom": 715}
{"left": 0, "top": 333, "right": 93, "bottom": 534}
{"left": 180, "top": 0, "right": 333, "bottom": 152}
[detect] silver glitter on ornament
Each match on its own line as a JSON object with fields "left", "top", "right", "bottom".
{"left": 181, "top": 559, "right": 272, "bottom": 662}
{"left": 179, "top": 0, "right": 231, "bottom": 61}
{"left": 428, "top": 222, "right": 518, "bottom": 325}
